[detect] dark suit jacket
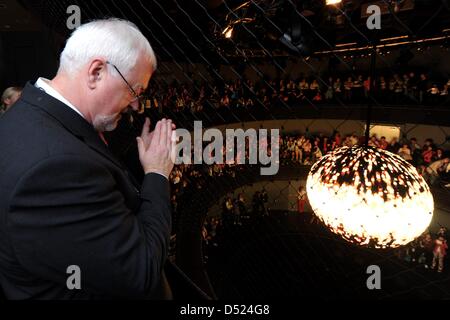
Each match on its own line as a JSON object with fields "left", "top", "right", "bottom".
{"left": 0, "top": 82, "right": 172, "bottom": 299}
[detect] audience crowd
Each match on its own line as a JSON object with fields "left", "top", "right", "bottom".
{"left": 143, "top": 71, "right": 450, "bottom": 113}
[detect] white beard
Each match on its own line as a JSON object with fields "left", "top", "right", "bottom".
{"left": 93, "top": 113, "right": 121, "bottom": 132}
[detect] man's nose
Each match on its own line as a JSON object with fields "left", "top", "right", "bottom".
{"left": 129, "top": 99, "right": 140, "bottom": 111}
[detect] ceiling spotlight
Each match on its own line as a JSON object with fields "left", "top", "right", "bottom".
{"left": 306, "top": 146, "right": 433, "bottom": 249}
{"left": 326, "top": 0, "right": 342, "bottom": 5}
{"left": 222, "top": 25, "right": 233, "bottom": 39}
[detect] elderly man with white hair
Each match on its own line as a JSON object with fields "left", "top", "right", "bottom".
{"left": 0, "top": 19, "right": 177, "bottom": 299}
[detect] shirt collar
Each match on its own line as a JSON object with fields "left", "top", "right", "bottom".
{"left": 35, "top": 77, "right": 85, "bottom": 119}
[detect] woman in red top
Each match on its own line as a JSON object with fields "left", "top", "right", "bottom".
{"left": 332, "top": 132, "right": 341, "bottom": 150}
{"left": 432, "top": 236, "right": 448, "bottom": 273}
{"left": 422, "top": 146, "right": 435, "bottom": 165}
{"left": 297, "top": 186, "right": 307, "bottom": 213}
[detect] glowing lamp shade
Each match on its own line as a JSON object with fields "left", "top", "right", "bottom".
{"left": 326, "top": 0, "right": 342, "bottom": 5}
{"left": 306, "top": 146, "right": 433, "bottom": 248}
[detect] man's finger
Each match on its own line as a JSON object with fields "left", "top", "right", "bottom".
{"left": 170, "top": 133, "right": 177, "bottom": 164}
{"left": 152, "top": 120, "right": 162, "bottom": 146}
{"left": 160, "top": 119, "right": 167, "bottom": 147}
{"left": 141, "top": 117, "right": 150, "bottom": 138}
{"left": 166, "top": 120, "right": 172, "bottom": 147}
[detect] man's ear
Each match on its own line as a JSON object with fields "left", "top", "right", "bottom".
{"left": 87, "top": 59, "right": 107, "bottom": 89}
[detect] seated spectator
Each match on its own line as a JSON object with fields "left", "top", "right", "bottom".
{"left": 398, "top": 144, "right": 413, "bottom": 162}
{"left": 423, "top": 138, "right": 436, "bottom": 150}
{"left": 409, "top": 138, "right": 422, "bottom": 165}
{"left": 333, "top": 78, "right": 342, "bottom": 100}
{"left": 312, "top": 145, "right": 323, "bottom": 161}
{"left": 378, "top": 76, "right": 387, "bottom": 101}
{"left": 388, "top": 78, "right": 396, "bottom": 100}
{"left": 324, "top": 77, "right": 334, "bottom": 101}
{"left": 310, "top": 79, "right": 320, "bottom": 94}
{"left": 408, "top": 72, "right": 418, "bottom": 98}
{"left": 299, "top": 78, "right": 309, "bottom": 90}
{"left": 353, "top": 75, "right": 364, "bottom": 103}
{"left": 344, "top": 77, "right": 353, "bottom": 101}
{"left": 422, "top": 146, "right": 435, "bottom": 165}
{"left": 363, "top": 76, "right": 372, "bottom": 99}
{"left": 388, "top": 137, "right": 400, "bottom": 153}
{"left": 343, "top": 136, "right": 353, "bottom": 147}
{"left": 302, "top": 139, "right": 312, "bottom": 160}
{"left": 418, "top": 74, "right": 430, "bottom": 103}
{"left": 410, "top": 138, "right": 421, "bottom": 153}
{"left": 402, "top": 74, "right": 410, "bottom": 95}
{"left": 332, "top": 132, "right": 341, "bottom": 150}
{"left": 312, "top": 91, "right": 322, "bottom": 102}
{"left": 368, "top": 135, "right": 380, "bottom": 148}
{"left": 420, "top": 232, "right": 434, "bottom": 269}
{"left": 379, "top": 136, "right": 388, "bottom": 150}
{"left": 237, "top": 193, "right": 247, "bottom": 223}
{"left": 294, "top": 138, "right": 303, "bottom": 163}
{"left": 350, "top": 133, "right": 359, "bottom": 146}
{"left": 440, "top": 84, "right": 449, "bottom": 96}
{"left": 222, "top": 196, "right": 235, "bottom": 227}
{"left": 424, "top": 158, "right": 450, "bottom": 186}
{"left": 393, "top": 74, "right": 404, "bottom": 103}
{"left": 428, "top": 84, "right": 440, "bottom": 95}
{"left": 220, "top": 94, "right": 230, "bottom": 108}
{"left": 428, "top": 83, "right": 441, "bottom": 104}
{"left": 322, "top": 136, "right": 331, "bottom": 154}
{"left": 433, "top": 148, "right": 445, "bottom": 162}
{"left": 1, "top": 87, "right": 22, "bottom": 114}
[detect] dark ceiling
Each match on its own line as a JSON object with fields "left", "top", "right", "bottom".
{"left": 8, "top": 0, "right": 450, "bottom": 63}
{"left": 0, "top": 0, "right": 42, "bottom": 32}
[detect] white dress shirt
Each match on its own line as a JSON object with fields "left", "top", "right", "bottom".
{"left": 35, "top": 78, "right": 85, "bottom": 119}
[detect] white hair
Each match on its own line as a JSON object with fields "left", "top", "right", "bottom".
{"left": 58, "top": 18, "right": 157, "bottom": 76}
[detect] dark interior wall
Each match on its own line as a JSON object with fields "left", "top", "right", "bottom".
{"left": 0, "top": 27, "right": 60, "bottom": 90}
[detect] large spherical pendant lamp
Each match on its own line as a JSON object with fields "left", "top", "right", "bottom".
{"left": 306, "top": 146, "right": 434, "bottom": 248}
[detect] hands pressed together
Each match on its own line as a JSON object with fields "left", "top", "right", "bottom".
{"left": 136, "top": 118, "right": 176, "bottom": 178}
